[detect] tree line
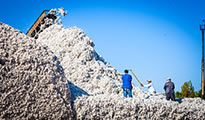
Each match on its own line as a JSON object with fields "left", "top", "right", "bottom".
{"left": 175, "top": 80, "right": 205, "bottom": 99}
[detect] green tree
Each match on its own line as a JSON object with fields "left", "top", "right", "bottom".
{"left": 197, "top": 89, "right": 205, "bottom": 99}
{"left": 176, "top": 81, "right": 205, "bottom": 99}
{"left": 175, "top": 91, "right": 182, "bottom": 98}
{"left": 181, "top": 80, "right": 195, "bottom": 98}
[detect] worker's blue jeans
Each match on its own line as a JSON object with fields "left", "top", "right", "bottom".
{"left": 123, "top": 88, "right": 132, "bottom": 98}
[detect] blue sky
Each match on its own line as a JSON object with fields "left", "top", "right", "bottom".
{"left": 1, "top": 0, "right": 205, "bottom": 93}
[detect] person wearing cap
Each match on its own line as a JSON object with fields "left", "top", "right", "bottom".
{"left": 164, "top": 78, "right": 175, "bottom": 101}
{"left": 121, "top": 69, "right": 133, "bottom": 98}
{"left": 141, "top": 80, "right": 156, "bottom": 94}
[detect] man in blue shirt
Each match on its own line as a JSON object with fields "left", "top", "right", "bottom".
{"left": 121, "top": 69, "right": 133, "bottom": 98}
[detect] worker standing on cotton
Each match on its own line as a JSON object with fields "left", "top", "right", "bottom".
{"left": 121, "top": 69, "right": 133, "bottom": 98}
{"left": 164, "top": 78, "right": 175, "bottom": 101}
{"left": 141, "top": 80, "right": 156, "bottom": 94}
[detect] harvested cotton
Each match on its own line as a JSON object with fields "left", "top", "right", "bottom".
{"left": 37, "top": 24, "right": 144, "bottom": 97}
{"left": 74, "top": 95, "right": 205, "bottom": 119}
{"left": 0, "top": 23, "right": 74, "bottom": 119}
{"left": 37, "top": 23, "right": 205, "bottom": 119}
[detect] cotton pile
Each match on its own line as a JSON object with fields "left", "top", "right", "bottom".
{"left": 0, "top": 20, "right": 204, "bottom": 119}
{"left": 37, "top": 24, "right": 147, "bottom": 99}
{"left": 37, "top": 24, "right": 205, "bottom": 119}
{"left": 0, "top": 23, "right": 74, "bottom": 119}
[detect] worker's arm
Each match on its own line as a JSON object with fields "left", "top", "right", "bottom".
{"left": 144, "top": 84, "right": 151, "bottom": 88}
{"left": 172, "top": 82, "right": 175, "bottom": 90}
{"left": 164, "top": 84, "right": 166, "bottom": 91}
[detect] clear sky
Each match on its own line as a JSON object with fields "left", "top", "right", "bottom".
{"left": 1, "top": 0, "right": 205, "bottom": 93}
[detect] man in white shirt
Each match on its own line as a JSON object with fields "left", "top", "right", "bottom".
{"left": 141, "top": 80, "right": 156, "bottom": 94}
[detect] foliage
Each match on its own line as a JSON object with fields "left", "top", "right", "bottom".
{"left": 196, "top": 89, "right": 205, "bottom": 99}
{"left": 175, "top": 80, "right": 205, "bottom": 99}
{"left": 175, "top": 91, "right": 182, "bottom": 98}
{"left": 180, "top": 81, "right": 195, "bottom": 98}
